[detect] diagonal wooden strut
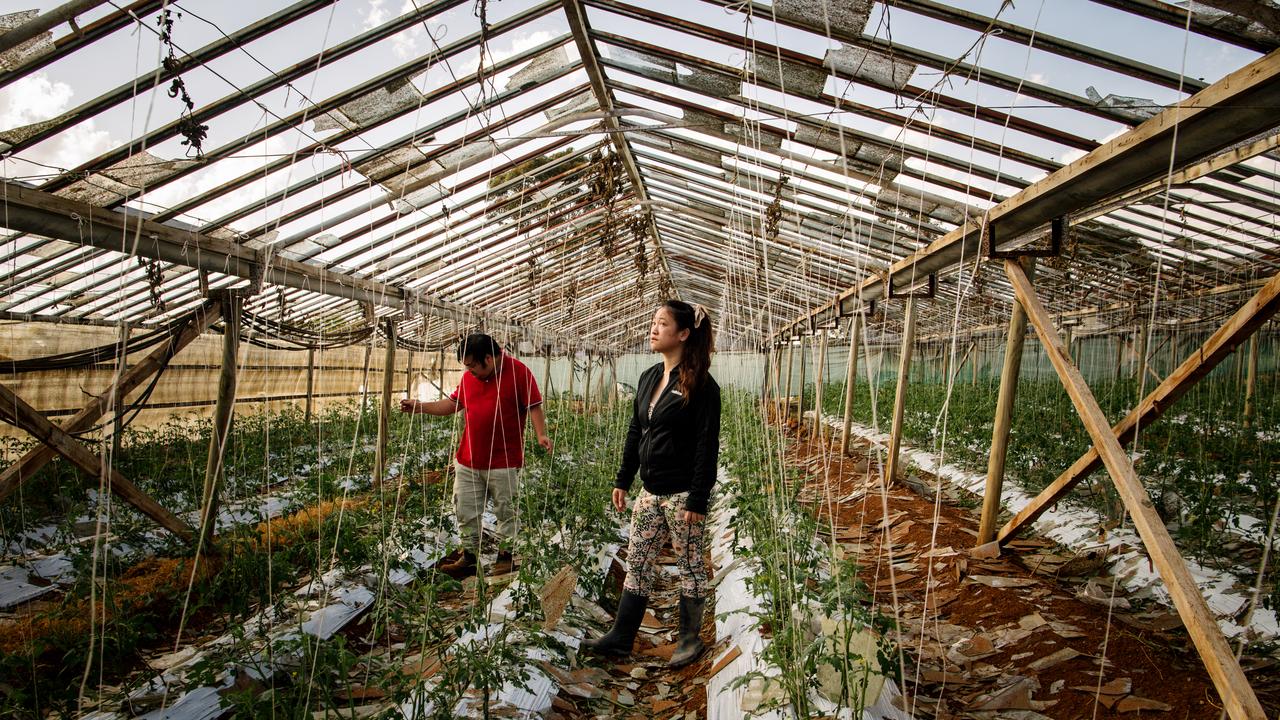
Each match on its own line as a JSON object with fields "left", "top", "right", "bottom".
{"left": 0, "top": 300, "right": 222, "bottom": 503}
{"left": 1003, "top": 260, "right": 1265, "bottom": 720}
{"left": 0, "top": 382, "right": 194, "bottom": 542}
{"left": 998, "top": 269, "right": 1280, "bottom": 544}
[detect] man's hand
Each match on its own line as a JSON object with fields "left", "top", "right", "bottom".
{"left": 611, "top": 488, "right": 627, "bottom": 513}
{"left": 399, "top": 398, "right": 419, "bottom": 414}
{"left": 681, "top": 510, "right": 705, "bottom": 523}
{"left": 537, "top": 434, "right": 553, "bottom": 452}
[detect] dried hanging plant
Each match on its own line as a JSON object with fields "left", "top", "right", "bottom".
{"left": 157, "top": 9, "right": 209, "bottom": 157}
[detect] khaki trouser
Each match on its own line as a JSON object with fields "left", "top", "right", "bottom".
{"left": 453, "top": 460, "right": 520, "bottom": 551}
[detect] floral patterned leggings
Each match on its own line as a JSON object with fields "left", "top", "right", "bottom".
{"left": 622, "top": 489, "right": 709, "bottom": 599}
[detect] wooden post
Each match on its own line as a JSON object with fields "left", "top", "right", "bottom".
{"left": 813, "top": 333, "right": 828, "bottom": 440}
{"left": 0, "top": 382, "right": 193, "bottom": 542}
{"left": 305, "top": 346, "right": 316, "bottom": 424}
{"left": 795, "top": 336, "right": 808, "bottom": 428}
{"left": 1244, "top": 334, "right": 1259, "bottom": 428}
{"left": 840, "top": 314, "right": 862, "bottom": 455}
{"left": 979, "top": 258, "right": 1035, "bottom": 544}
{"left": 761, "top": 348, "right": 773, "bottom": 405}
{"left": 782, "top": 340, "right": 795, "bottom": 421}
{"left": 1001, "top": 270, "right": 1280, "bottom": 543}
{"left": 1135, "top": 322, "right": 1149, "bottom": 398}
{"left": 404, "top": 345, "right": 415, "bottom": 397}
{"left": 374, "top": 319, "right": 396, "bottom": 486}
{"left": 885, "top": 298, "right": 917, "bottom": 485}
{"left": 1003, "top": 259, "right": 1266, "bottom": 720}
{"left": 543, "top": 346, "right": 553, "bottom": 397}
{"left": 200, "top": 292, "right": 242, "bottom": 548}
{"left": 0, "top": 301, "right": 221, "bottom": 501}
{"left": 583, "top": 353, "right": 594, "bottom": 411}
{"left": 971, "top": 339, "right": 980, "bottom": 385}
{"left": 437, "top": 349, "right": 447, "bottom": 396}
{"left": 942, "top": 341, "right": 953, "bottom": 385}
{"left": 1062, "top": 326, "right": 1073, "bottom": 365}
{"left": 1114, "top": 333, "right": 1124, "bottom": 382}
{"left": 610, "top": 356, "right": 619, "bottom": 404}
{"left": 567, "top": 349, "right": 576, "bottom": 400}
{"left": 360, "top": 303, "right": 375, "bottom": 413}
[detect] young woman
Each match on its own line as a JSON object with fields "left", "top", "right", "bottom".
{"left": 583, "top": 300, "right": 721, "bottom": 669}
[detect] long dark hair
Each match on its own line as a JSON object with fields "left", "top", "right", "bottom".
{"left": 663, "top": 300, "right": 714, "bottom": 404}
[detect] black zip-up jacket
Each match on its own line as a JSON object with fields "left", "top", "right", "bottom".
{"left": 615, "top": 362, "right": 721, "bottom": 514}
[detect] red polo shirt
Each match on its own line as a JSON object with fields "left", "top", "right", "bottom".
{"left": 450, "top": 354, "right": 542, "bottom": 470}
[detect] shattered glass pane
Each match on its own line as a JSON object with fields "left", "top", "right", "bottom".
{"left": 100, "top": 151, "right": 197, "bottom": 189}
{"left": 506, "top": 46, "right": 570, "bottom": 91}
{"left": 0, "top": 11, "right": 55, "bottom": 72}
{"left": 545, "top": 93, "right": 597, "bottom": 121}
{"left": 773, "top": 0, "right": 874, "bottom": 36}
{"left": 54, "top": 174, "right": 136, "bottom": 206}
{"left": 312, "top": 110, "right": 357, "bottom": 133}
{"left": 679, "top": 67, "right": 740, "bottom": 97}
{"left": 1085, "top": 86, "right": 1159, "bottom": 121}
{"left": 825, "top": 45, "right": 916, "bottom": 90}
{"left": 0, "top": 116, "right": 61, "bottom": 146}
{"left": 607, "top": 45, "right": 676, "bottom": 83}
{"left": 750, "top": 55, "right": 828, "bottom": 99}
{"left": 1184, "top": 1, "right": 1280, "bottom": 44}
{"left": 337, "top": 77, "right": 426, "bottom": 128}
{"left": 725, "top": 122, "right": 782, "bottom": 149}
{"left": 682, "top": 109, "right": 724, "bottom": 136}
{"left": 356, "top": 146, "right": 431, "bottom": 184}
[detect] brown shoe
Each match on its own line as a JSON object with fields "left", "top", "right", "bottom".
{"left": 437, "top": 550, "right": 477, "bottom": 578}
{"left": 489, "top": 550, "right": 516, "bottom": 575}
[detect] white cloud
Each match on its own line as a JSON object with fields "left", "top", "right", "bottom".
{"left": 363, "top": 0, "right": 388, "bottom": 29}
{"left": 0, "top": 73, "right": 115, "bottom": 174}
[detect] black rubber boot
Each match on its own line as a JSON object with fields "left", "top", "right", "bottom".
{"left": 667, "top": 595, "right": 707, "bottom": 669}
{"left": 582, "top": 590, "right": 647, "bottom": 656}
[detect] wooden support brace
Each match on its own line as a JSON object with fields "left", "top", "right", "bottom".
{"left": 0, "top": 381, "right": 193, "bottom": 542}
{"left": 0, "top": 300, "right": 221, "bottom": 503}
{"left": 1003, "top": 259, "right": 1266, "bottom": 720}
{"left": 999, "top": 268, "right": 1280, "bottom": 544}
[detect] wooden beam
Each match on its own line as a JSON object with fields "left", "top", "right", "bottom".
{"left": 840, "top": 315, "right": 862, "bottom": 454}
{"left": 0, "top": 381, "right": 193, "bottom": 542}
{"left": 199, "top": 293, "right": 241, "bottom": 547}
{"left": 998, "top": 269, "right": 1280, "bottom": 544}
{"left": 0, "top": 301, "right": 221, "bottom": 503}
{"left": 1003, "top": 259, "right": 1266, "bottom": 720}
{"left": 885, "top": 298, "right": 917, "bottom": 484}
{"left": 374, "top": 319, "right": 396, "bottom": 486}
{"left": 0, "top": 180, "right": 589, "bottom": 349}
{"left": 775, "top": 46, "right": 1280, "bottom": 339}
{"left": 979, "top": 259, "right": 1034, "bottom": 544}
{"left": 0, "top": 0, "right": 111, "bottom": 55}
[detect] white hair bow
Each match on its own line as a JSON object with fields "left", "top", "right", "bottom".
{"left": 693, "top": 303, "right": 709, "bottom": 328}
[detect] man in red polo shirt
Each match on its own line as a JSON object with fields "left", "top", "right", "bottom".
{"left": 400, "top": 333, "right": 551, "bottom": 576}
